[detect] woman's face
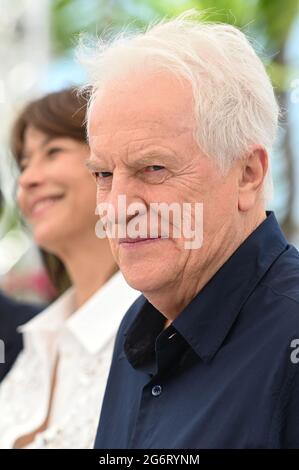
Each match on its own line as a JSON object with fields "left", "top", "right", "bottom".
{"left": 17, "top": 126, "right": 97, "bottom": 253}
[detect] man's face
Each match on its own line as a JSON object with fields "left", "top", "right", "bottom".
{"left": 88, "top": 72, "right": 240, "bottom": 297}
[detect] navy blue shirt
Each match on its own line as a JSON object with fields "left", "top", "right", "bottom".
{"left": 95, "top": 212, "right": 299, "bottom": 449}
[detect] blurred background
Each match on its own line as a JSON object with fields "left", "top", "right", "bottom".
{"left": 0, "top": 0, "right": 298, "bottom": 304}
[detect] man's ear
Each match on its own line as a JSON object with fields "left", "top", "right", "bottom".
{"left": 238, "top": 147, "right": 268, "bottom": 212}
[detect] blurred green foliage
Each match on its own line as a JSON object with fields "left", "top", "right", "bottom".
{"left": 51, "top": 0, "right": 299, "bottom": 90}
{"left": 49, "top": 0, "right": 299, "bottom": 235}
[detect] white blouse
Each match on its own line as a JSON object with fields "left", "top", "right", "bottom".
{"left": 0, "top": 271, "right": 139, "bottom": 449}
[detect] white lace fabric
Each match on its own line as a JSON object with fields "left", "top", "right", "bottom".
{"left": 0, "top": 272, "right": 139, "bottom": 449}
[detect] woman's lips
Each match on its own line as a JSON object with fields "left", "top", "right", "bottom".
{"left": 30, "top": 195, "right": 64, "bottom": 218}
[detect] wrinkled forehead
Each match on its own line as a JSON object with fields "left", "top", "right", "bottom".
{"left": 87, "top": 71, "right": 195, "bottom": 144}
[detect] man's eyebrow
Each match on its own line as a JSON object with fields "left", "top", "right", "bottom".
{"left": 127, "top": 151, "right": 176, "bottom": 167}
{"left": 85, "top": 157, "right": 101, "bottom": 171}
{"left": 85, "top": 149, "right": 177, "bottom": 171}
{"left": 85, "top": 156, "right": 108, "bottom": 171}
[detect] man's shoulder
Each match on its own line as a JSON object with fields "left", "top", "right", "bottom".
{"left": 253, "top": 244, "right": 299, "bottom": 340}
{"left": 261, "top": 244, "right": 299, "bottom": 306}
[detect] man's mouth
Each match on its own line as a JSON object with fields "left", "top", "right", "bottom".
{"left": 118, "top": 236, "right": 166, "bottom": 248}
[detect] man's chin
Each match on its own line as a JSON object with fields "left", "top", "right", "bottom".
{"left": 121, "top": 269, "right": 163, "bottom": 295}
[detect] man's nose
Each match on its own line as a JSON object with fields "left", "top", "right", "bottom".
{"left": 105, "top": 173, "right": 146, "bottom": 225}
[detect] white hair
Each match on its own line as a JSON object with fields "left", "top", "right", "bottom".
{"left": 78, "top": 10, "right": 279, "bottom": 202}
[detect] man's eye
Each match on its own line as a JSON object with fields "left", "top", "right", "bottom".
{"left": 145, "top": 165, "right": 165, "bottom": 172}
{"left": 94, "top": 171, "right": 113, "bottom": 181}
{"left": 140, "top": 165, "right": 167, "bottom": 184}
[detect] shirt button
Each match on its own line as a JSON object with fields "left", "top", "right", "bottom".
{"left": 152, "top": 385, "right": 162, "bottom": 397}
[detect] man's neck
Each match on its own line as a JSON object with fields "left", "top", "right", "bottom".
{"left": 144, "top": 210, "right": 267, "bottom": 323}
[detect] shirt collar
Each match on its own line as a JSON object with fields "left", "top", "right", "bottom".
{"left": 172, "top": 211, "right": 288, "bottom": 362}
{"left": 19, "top": 271, "right": 139, "bottom": 355}
{"left": 66, "top": 271, "right": 139, "bottom": 354}
{"left": 124, "top": 211, "right": 288, "bottom": 367}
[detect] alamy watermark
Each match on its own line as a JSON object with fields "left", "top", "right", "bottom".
{"left": 290, "top": 339, "right": 299, "bottom": 364}
{"left": 94, "top": 195, "right": 203, "bottom": 249}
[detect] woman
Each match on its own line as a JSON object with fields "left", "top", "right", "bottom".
{"left": 0, "top": 88, "right": 139, "bottom": 448}
{"left": 0, "top": 188, "right": 43, "bottom": 382}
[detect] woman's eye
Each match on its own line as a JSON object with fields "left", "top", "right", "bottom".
{"left": 46, "top": 147, "right": 63, "bottom": 157}
{"left": 19, "top": 162, "right": 28, "bottom": 173}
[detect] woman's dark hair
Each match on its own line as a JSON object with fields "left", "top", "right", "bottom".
{"left": 11, "top": 87, "right": 89, "bottom": 165}
{"left": 10, "top": 87, "right": 90, "bottom": 297}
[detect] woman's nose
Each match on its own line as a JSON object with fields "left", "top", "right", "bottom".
{"left": 18, "top": 163, "right": 45, "bottom": 190}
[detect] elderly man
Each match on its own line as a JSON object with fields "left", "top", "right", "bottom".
{"left": 84, "top": 12, "right": 299, "bottom": 448}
